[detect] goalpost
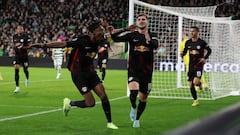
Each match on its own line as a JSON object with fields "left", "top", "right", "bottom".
{"left": 128, "top": 0, "right": 240, "bottom": 100}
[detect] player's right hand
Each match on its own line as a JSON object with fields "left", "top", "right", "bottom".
{"left": 127, "top": 24, "right": 137, "bottom": 31}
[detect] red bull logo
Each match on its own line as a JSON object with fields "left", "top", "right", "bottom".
{"left": 134, "top": 45, "right": 149, "bottom": 52}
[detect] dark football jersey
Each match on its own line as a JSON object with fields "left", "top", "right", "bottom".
{"left": 183, "top": 38, "right": 211, "bottom": 69}
{"left": 112, "top": 30, "right": 158, "bottom": 75}
{"left": 13, "top": 33, "right": 31, "bottom": 58}
{"left": 66, "top": 35, "right": 98, "bottom": 73}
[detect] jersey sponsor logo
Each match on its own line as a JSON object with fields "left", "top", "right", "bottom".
{"left": 152, "top": 37, "right": 158, "bottom": 40}
{"left": 86, "top": 52, "right": 96, "bottom": 58}
{"left": 197, "top": 45, "right": 201, "bottom": 49}
{"left": 190, "top": 50, "right": 199, "bottom": 54}
{"left": 133, "top": 39, "right": 139, "bottom": 42}
{"left": 85, "top": 46, "right": 91, "bottom": 49}
{"left": 134, "top": 45, "right": 149, "bottom": 52}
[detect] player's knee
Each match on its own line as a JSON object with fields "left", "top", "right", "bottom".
{"left": 15, "top": 69, "right": 19, "bottom": 74}
{"left": 100, "top": 94, "right": 108, "bottom": 102}
{"left": 87, "top": 103, "right": 95, "bottom": 107}
{"left": 86, "top": 100, "right": 95, "bottom": 107}
{"left": 130, "top": 90, "right": 138, "bottom": 100}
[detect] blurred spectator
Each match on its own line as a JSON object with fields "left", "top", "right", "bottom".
{"left": 0, "top": 0, "right": 239, "bottom": 57}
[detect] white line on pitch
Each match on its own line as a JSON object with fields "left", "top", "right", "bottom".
{"left": 0, "top": 96, "right": 127, "bottom": 122}
{"left": 0, "top": 104, "right": 58, "bottom": 109}
{"left": 0, "top": 79, "right": 71, "bottom": 85}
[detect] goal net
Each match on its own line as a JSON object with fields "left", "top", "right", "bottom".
{"left": 129, "top": 0, "right": 240, "bottom": 100}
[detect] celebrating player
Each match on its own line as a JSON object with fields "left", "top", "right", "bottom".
{"left": 109, "top": 13, "right": 159, "bottom": 128}
{"left": 180, "top": 31, "right": 209, "bottom": 90}
{"left": 31, "top": 21, "right": 118, "bottom": 129}
{"left": 180, "top": 26, "right": 212, "bottom": 106}
{"left": 12, "top": 25, "right": 32, "bottom": 93}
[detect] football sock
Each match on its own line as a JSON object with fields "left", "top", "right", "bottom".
{"left": 70, "top": 100, "right": 94, "bottom": 108}
{"left": 101, "top": 99, "right": 112, "bottom": 122}
{"left": 15, "top": 69, "right": 19, "bottom": 86}
{"left": 130, "top": 90, "right": 138, "bottom": 108}
{"left": 190, "top": 87, "right": 197, "bottom": 100}
{"left": 136, "top": 100, "right": 146, "bottom": 120}
{"left": 23, "top": 68, "right": 29, "bottom": 80}
{"left": 102, "top": 68, "right": 106, "bottom": 81}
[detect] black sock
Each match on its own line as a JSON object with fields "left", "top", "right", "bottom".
{"left": 15, "top": 69, "right": 19, "bottom": 86}
{"left": 136, "top": 100, "right": 146, "bottom": 120}
{"left": 23, "top": 68, "right": 29, "bottom": 79}
{"left": 130, "top": 90, "right": 138, "bottom": 108}
{"left": 101, "top": 99, "right": 112, "bottom": 122}
{"left": 70, "top": 100, "right": 95, "bottom": 108}
{"left": 190, "top": 87, "right": 197, "bottom": 100}
{"left": 102, "top": 68, "right": 106, "bottom": 81}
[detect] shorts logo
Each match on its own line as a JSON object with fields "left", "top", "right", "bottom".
{"left": 148, "top": 83, "right": 152, "bottom": 91}
{"left": 102, "top": 59, "right": 107, "bottom": 64}
{"left": 128, "top": 77, "right": 133, "bottom": 81}
{"left": 196, "top": 71, "right": 202, "bottom": 77}
{"left": 24, "top": 62, "right": 28, "bottom": 67}
{"left": 81, "top": 87, "right": 87, "bottom": 92}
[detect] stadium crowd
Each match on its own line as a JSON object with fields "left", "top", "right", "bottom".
{"left": 0, "top": 0, "right": 239, "bottom": 57}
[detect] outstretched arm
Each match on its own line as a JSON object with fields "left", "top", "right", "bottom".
{"left": 108, "top": 24, "right": 136, "bottom": 42}
{"left": 31, "top": 41, "right": 67, "bottom": 48}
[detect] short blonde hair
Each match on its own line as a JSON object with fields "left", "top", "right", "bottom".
{"left": 137, "top": 13, "right": 148, "bottom": 20}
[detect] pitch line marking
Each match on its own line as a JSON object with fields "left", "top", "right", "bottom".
{"left": 0, "top": 104, "right": 59, "bottom": 109}
{"left": 0, "top": 96, "right": 127, "bottom": 122}
{"left": 0, "top": 79, "right": 71, "bottom": 85}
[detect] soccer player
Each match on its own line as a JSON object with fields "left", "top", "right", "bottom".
{"left": 12, "top": 25, "right": 31, "bottom": 93}
{"left": 97, "top": 39, "right": 114, "bottom": 82}
{"left": 180, "top": 26, "right": 212, "bottom": 107}
{"left": 180, "top": 31, "right": 209, "bottom": 90}
{"left": 51, "top": 35, "right": 67, "bottom": 79}
{"left": 31, "top": 21, "right": 118, "bottom": 129}
{"left": 109, "top": 14, "right": 159, "bottom": 128}
{"left": 97, "top": 18, "right": 114, "bottom": 82}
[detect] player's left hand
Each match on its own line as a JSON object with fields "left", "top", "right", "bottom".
{"left": 30, "top": 43, "right": 44, "bottom": 48}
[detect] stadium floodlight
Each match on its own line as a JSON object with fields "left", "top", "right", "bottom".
{"left": 128, "top": 0, "right": 240, "bottom": 99}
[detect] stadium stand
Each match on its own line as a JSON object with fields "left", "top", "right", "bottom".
{"left": 0, "top": 0, "right": 239, "bottom": 57}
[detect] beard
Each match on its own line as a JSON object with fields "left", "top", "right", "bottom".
{"left": 139, "top": 26, "right": 146, "bottom": 30}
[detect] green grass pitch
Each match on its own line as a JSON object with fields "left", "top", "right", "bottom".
{"left": 0, "top": 66, "right": 239, "bottom": 135}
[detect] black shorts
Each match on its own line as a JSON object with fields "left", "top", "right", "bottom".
{"left": 97, "top": 58, "right": 108, "bottom": 67}
{"left": 128, "top": 72, "right": 152, "bottom": 94}
{"left": 71, "top": 71, "right": 101, "bottom": 95}
{"left": 13, "top": 56, "right": 29, "bottom": 68}
{"left": 187, "top": 66, "right": 203, "bottom": 81}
